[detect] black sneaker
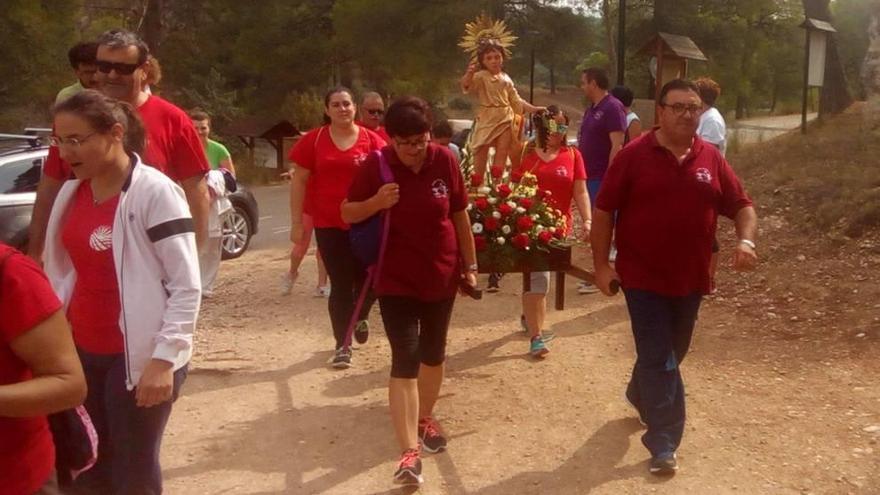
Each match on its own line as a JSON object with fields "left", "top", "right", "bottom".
{"left": 624, "top": 388, "right": 647, "bottom": 426}
{"left": 418, "top": 416, "right": 448, "bottom": 453}
{"left": 332, "top": 347, "right": 352, "bottom": 369}
{"left": 354, "top": 320, "right": 369, "bottom": 344}
{"left": 487, "top": 272, "right": 502, "bottom": 293}
{"left": 393, "top": 448, "right": 424, "bottom": 485}
{"left": 649, "top": 452, "right": 678, "bottom": 475}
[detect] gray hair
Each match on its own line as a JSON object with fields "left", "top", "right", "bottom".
{"left": 361, "top": 91, "right": 384, "bottom": 105}
{"left": 97, "top": 29, "right": 150, "bottom": 64}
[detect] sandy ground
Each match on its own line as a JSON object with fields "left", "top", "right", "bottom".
{"left": 158, "top": 208, "right": 880, "bottom": 494}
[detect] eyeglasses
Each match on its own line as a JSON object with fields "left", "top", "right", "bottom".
{"left": 366, "top": 109, "right": 385, "bottom": 116}
{"left": 661, "top": 103, "right": 703, "bottom": 116}
{"left": 394, "top": 137, "right": 429, "bottom": 149}
{"left": 50, "top": 133, "right": 97, "bottom": 148}
{"left": 95, "top": 60, "right": 142, "bottom": 75}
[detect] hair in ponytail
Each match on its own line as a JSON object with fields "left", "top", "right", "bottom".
{"left": 52, "top": 89, "right": 146, "bottom": 155}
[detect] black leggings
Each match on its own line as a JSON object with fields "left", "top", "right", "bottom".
{"left": 314, "top": 227, "right": 375, "bottom": 348}
{"left": 379, "top": 296, "right": 455, "bottom": 379}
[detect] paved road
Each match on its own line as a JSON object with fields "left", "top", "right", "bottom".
{"left": 249, "top": 183, "right": 294, "bottom": 253}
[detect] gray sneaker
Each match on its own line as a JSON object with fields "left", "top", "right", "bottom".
{"left": 649, "top": 452, "right": 678, "bottom": 475}
{"left": 332, "top": 347, "right": 352, "bottom": 369}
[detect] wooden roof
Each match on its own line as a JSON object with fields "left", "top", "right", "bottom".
{"left": 639, "top": 32, "right": 708, "bottom": 61}
{"left": 800, "top": 18, "right": 837, "bottom": 33}
{"left": 224, "top": 117, "right": 300, "bottom": 139}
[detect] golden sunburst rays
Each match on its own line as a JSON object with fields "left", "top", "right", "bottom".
{"left": 458, "top": 13, "right": 518, "bottom": 62}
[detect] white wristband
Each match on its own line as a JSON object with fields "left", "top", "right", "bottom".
{"left": 739, "top": 239, "right": 756, "bottom": 250}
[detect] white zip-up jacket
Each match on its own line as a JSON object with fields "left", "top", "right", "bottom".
{"left": 44, "top": 155, "right": 201, "bottom": 390}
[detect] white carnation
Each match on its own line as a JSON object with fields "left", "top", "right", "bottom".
{"left": 492, "top": 211, "right": 502, "bottom": 219}
{"left": 472, "top": 223, "right": 484, "bottom": 234}
{"left": 496, "top": 237, "right": 506, "bottom": 245}
{"left": 516, "top": 207, "right": 526, "bottom": 214}
{"left": 535, "top": 225, "right": 544, "bottom": 233}
{"left": 501, "top": 225, "right": 512, "bottom": 234}
{"left": 487, "top": 197, "right": 498, "bottom": 205}
{"left": 506, "top": 201, "right": 517, "bottom": 209}
{"left": 478, "top": 186, "right": 492, "bottom": 195}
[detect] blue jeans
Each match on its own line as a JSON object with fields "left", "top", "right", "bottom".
{"left": 587, "top": 178, "right": 603, "bottom": 207}
{"left": 73, "top": 350, "right": 187, "bottom": 495}
{"left": 622, "top": 289, "right": 702, "bottom": 457}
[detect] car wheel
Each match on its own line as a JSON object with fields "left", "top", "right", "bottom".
{"left": 221, "top": 204, "right": 252, "bottom": 260}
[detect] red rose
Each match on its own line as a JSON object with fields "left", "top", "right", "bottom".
{"left": 484, "top": 217, "right": 499, "bottom": 231}
{"left": 490, "top": 166, "right": 504, "bottom": 179}
{"left": 497, "top": 183, "right": 512, "bottom": 198}
{"left": 553, "top": 228, "right": 565, "bottom": 239}
{"left": 471, "top": 173, "right": 483, "bottom": 187}
{"left": 538, "top": 231, "right": 553, "bottom": 244}
{"left": 516, "top": 216, "right": 534, "bottom": 232}
{"left": 512, "top": 233, "right": 530, "bottom": 250}
{"left": 498, "top": 203, "right": 514, "bottom": 216}
{"left": 510, "top": 170, "right": 524, "bottom": 183}
{"left": 474, "top": 235, "right": 487, "bottom": 251}
{"left": 539, "top": 189, "right": 552, "bottom": 200}
{"left": 518, "top": 198, "right": 533, "bottom": 209}
{"left": 475, "top": 198, "right": 489, "bottom": 210}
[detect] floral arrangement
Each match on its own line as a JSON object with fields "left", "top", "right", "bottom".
{"left": 468, "top": 171, "right": 570, "bottom": 272}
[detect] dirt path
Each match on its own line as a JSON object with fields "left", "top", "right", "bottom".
{"left": 160, "top": 212, "right": 880, "bottom": 494}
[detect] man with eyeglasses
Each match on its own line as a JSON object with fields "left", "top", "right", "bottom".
{"left": 577, "top": 67, "right": 627, "bottom": 295}
{"left": 591, "top": 79, "right": 758, "bottom": 475}
{"left": 29, "top": 29, "right": 210, "bottom": 262}
{"left": 358, "top": 91, "right": 391, "bottom": 142}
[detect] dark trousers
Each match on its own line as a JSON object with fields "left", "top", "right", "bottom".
{"left": 379, "top": 296, "right": 455, "bottom": 379}
{"left": 622, "top": 289, "right": 702, "bottom": 457}
{"left": 72, "top": 350, "right": 187, "bottom": 495}
{"left": 314, "top": 227, "right": 375, "bottom": 348}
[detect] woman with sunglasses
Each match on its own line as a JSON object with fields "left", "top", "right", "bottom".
{"left": 43, "top": 90, "right": 200, "bottom": 494}
{"left": 514, "top": 106, "right": 591, "bottom": 358}
{"left": 343, "top": 96, "right": 477, "bottom": 486}
{"left": 288, "top": 87, "right": 386, "bottom": 369}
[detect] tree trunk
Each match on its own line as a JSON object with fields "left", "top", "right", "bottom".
{"left": 142, "top": 0, "right": 164, "bottom": 55}
{"left": 863, "top": 6, "right": 880, "bottom": 99}
{"left": 603, "top": 0, "right": 617, "bottom": 74}
{"left": 802, "top": 0, "right": 853, "bottom": 115}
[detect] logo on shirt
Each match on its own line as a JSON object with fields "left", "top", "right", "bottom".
{"left": 89, "top": 225, "right": 113, "bottom": 251}
{"left": 431, "top": 179, "right": 449, "bottom": 199}
{"left": 695, "top": 168, "right": 713, "bottom": 184}
{"left": 555, "top": 166, "right": 568, "bottom": 177}
{"left": 353, "top": 153, "right": 368, "bottom": 167}
{"left": 592, "top": 110, "right": 605, "bottom": 121}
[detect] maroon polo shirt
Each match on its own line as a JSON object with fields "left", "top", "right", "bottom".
{"left": 596, "top": 131, "right": 753, "bottom": 296}
{"left": 348, "top": 144, "right": 468, "bottom": 301}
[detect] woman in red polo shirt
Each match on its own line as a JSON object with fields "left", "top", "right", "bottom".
{"left": 288, "top": 87, "right": 386, "bottom": 368}
{"left": 0, "top": 242, "right": 86, "bottom": 495}
{"left": 343, "top": 97, "right": 477, "bottom": 486}
{"left": 514, "top": 106, "right": 591, "bottom": 358}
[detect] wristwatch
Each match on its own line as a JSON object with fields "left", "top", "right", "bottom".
{"left": 739, "top": 239, "right": 756, "bottom": 250}
{"left": 465, "top": 263, "right": 479, "bottom": 273}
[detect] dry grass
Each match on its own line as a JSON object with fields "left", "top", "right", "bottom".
{"left": 730, "top": 103, "right": 880, "bottom": 238}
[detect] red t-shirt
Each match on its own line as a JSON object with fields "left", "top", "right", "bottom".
{"left": 596, "top": 131, "right": 753, "bottom": 296}
{"left": 348, "top": 144, "right": 468, "bottom": 301}
{"left": 289, "top": 125, "right": 386, "bottom": 230}
{"left": 0, "top": 244, "right": 62, "bottom": 495}
{"left": 519, "top": 146, "right": 587, "bottom": 233}
{"left": 44, "top": 95, "right": 210, "bottom": 182}
{"left": 61, "top": 183, "right": 124, "bottom": 354}
{"left": 355, "top": 122, "right": 391, "bottom": 143}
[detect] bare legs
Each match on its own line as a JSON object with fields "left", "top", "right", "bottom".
{"left": 388, "top": 362, "right": 445, "bottom": 451}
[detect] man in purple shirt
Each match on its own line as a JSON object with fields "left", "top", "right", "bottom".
{"left": 578, "top": 67, "right": 627, "bottom": 204}
{"left": 577, "top": 67, "right": 626, "bottom": 294}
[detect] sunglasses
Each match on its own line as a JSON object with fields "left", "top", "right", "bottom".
{"left": 95, "top": 60, "right": 142, "bottom": 75}
{"left": 366, "top": 109, "right": 385, "bottom": 116}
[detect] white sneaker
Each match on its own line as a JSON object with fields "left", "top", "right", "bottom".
{"left": 314, "top": 285, "right": 331, "bottom": 298}
{"left": 577, "top": 281, "right": 600, "bottom": 295}
{"left": 281, "top": 272, "right": 297, "bottom": 296}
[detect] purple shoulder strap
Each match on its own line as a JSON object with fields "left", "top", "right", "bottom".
{"left": 343, "top": 151, "right": 394, "bottom": 349}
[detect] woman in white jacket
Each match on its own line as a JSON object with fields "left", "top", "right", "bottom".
{"left": 43, "top": 90, "right": 200, "bottom": 494}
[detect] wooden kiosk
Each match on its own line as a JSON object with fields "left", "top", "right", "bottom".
{"left": 638, "top": 32, "right": 708, "bottom": 124}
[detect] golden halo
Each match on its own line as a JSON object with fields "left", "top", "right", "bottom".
{"left": 458, "top": 13, "right": 517, "bottom": 62}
